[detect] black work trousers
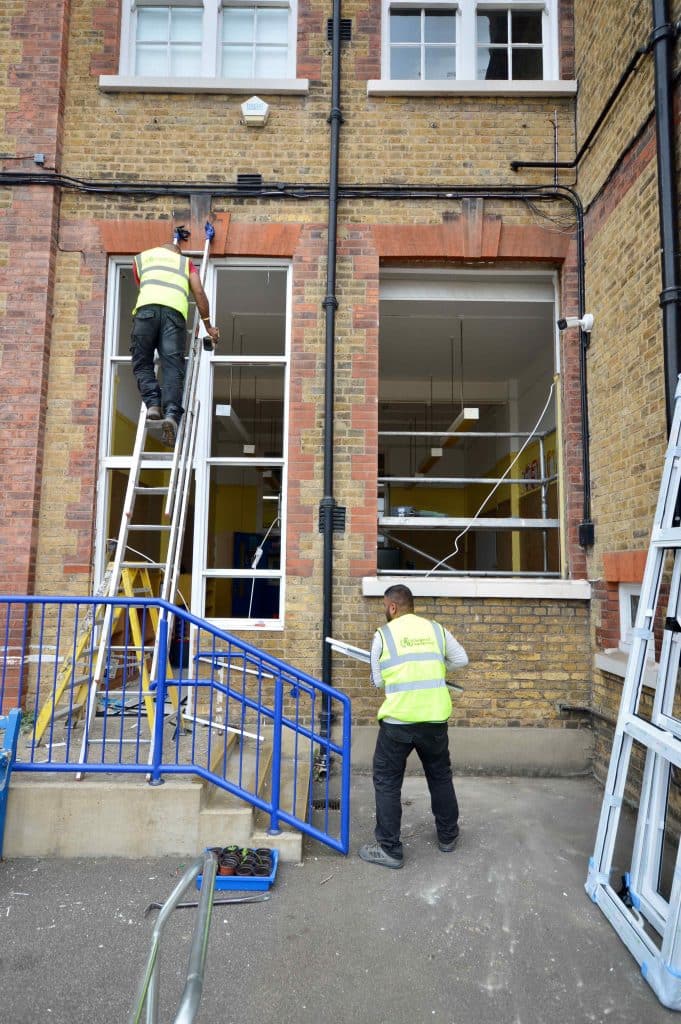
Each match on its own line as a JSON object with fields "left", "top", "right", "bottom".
{"left": 373, "top": 720, "right": 459, "bottom": 859}
{"left": 130, "top": 304, "right": 186, "bottom": 419}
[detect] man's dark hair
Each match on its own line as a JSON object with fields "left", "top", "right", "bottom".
{"left": 384, "top": 584, "right": 414, "bottom": 612}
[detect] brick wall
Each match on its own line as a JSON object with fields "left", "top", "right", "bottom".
{"left": 0, "top": 1, "right": 70, "bottom": 614}
{"left": 1, "top": 0, "right": 597, "bottom": 735}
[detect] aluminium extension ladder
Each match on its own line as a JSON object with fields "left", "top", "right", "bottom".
{"left": 75, "top": 222, "right": 216, "bottom": 769}
{"left": 586, "top": 375, "right": 681, "bottom": 1010}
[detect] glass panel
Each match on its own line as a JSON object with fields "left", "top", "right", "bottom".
{"left": 206, "top": 575, "right": 281, "bottom": 620}
{"left": 170, "top": 45, "right": 202, "bottom": 75}
{"left": 211, "top": 364, "right": 285, "bottom": 458}
{"left": 255, "top": 8, "right": 289, "bottom": 43}
{"left": 116, "top": 265, "right": 137, "bottom": 354}
{"left": 512, "top": 48, "right": 543, "bottom": 80}
{"left": 512, "top": 11, "right": 542, "bottom": 44}
{"left": 390, "top": 10, "right": 422, "bottom": 44}
{"left": 136, "top": 45, "right": 168, "bottom": 76}
{"left": 170, "top": 8, "right": 202, "bottom": 42}
{"left": 214, "top": 267, "right": 287, "bottom": 355}
{"left": 105, "top": 467, "right": 193, "bottom": 566}
{"left": 425, "top": 46, "right": 456, "bottom": 79}
{"left": 391, "top": 47, "right": 421, "bottom": 80}
{"left": 477, "top": 11, "right": 508, "bottom": 45}
{"left": 254, "top": 45, "right": 288, "bottom": 78}
{"left": 109, "top": 362, "right": 147, "bottom": 456}
{"left": 137, "top": 9, "right": 168, "bottom": 43}
{"left": 222, "top": 45, "right": 253, "bottom": 77}
{"left": 205, "top": 465, "right": 282, "bottom": 569}
{"left": 478, "top": 46, "right": 508, "bottom": 80}
{"left": 223, "top": 8, "right": 255, "bottom": 42}
{"left": 424, "top": 11, "right": 455, "bottom": 44}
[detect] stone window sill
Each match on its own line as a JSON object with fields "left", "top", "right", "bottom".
{"left": 362, "top": 577, "right": 590, "bottom": 600}
{"left": 595, "top": 649, "right": 659, "bottom": 690}
{"left": 367, "top": 79, "right": 577, "bottom": 97}
{"left": 99, "top": 76, "right": 309, "bottom": 95}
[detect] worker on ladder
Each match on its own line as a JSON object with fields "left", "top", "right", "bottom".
{"left": 131, "top": 226, "right": 220, "bottom": 446}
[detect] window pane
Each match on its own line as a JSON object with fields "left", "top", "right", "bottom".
{"left": 254, "top": 46, "right": 288, "bottom": 78}
{"left": 136, "top": 45, "right": 168, "bottom": 75}
{"left": 214, "top": 268, "right": 288, "bottom": 355}
{"left": 512, "top": 12, "right": 542, "bottom": 44}
{"left": 391, "top": 47, "right": 421, "bottom": 80}
{"left": 512, "top": 48, "right": 543, "bottom": 80}
{"left": 223, "top": 9, "right": 255, "bottom": 42}
{"left": 211, "top": 364, "right": 285, "bottom": 458}
{"left": 206, "top": 575, "right": 281, "bottom": 620}
{"left": 170, "top": 9, "right": 203, "bottom": 42}
{"left": 424, "top": 11, "right": 455, "bottom": 44}
{"left": 425, "top": 46, "right": 455, "bottom": 79}
{"left": 137, "top": 9, "right": 168, "bottom": 43}
{"left": 109, "top": 362, "right": 148, "bottom": 456}
{"left": 391, "top": 10, "right": 422, "bottom": 44}
{"left": 206, "top": 465, "right": 282, "bottom": 569}
{"left": 477, "top": 12, "right": 508, "bottom": 45}
{"left": 256, "top": 8, "right": 289, "bottom": 44}
{"left": 222, "top": 45, "right": 253, "bottom": 76}
{"left": 170, "top": 45, "right": 202, "bottom": 76}
{"left": 477, "top": 46, "right": 508, "bottom": 80}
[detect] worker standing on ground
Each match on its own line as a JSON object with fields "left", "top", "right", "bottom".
{"left": 359, "top": 584, "right": 468, "bottom": 870}
{"left": 131, "top": 229, "right": 220, "bottom": 446}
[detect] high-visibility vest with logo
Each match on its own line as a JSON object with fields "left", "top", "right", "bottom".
{"left": 133, "top": 247, "right": 190, "bottom": 319}
{"left": 377, "top": 613, "right": 451, "bottom": 723}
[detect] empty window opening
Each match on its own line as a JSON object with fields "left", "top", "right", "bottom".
{"left": 378, "top": 269, "right": 560, "bottom": 577}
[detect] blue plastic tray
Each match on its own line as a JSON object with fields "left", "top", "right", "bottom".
{"left": 197, "top": 849, "right": 279, "bottom": 891}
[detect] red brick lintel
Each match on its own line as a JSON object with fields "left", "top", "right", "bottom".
{"left": 602, "top": 550, "right": 647, "bottom": 583}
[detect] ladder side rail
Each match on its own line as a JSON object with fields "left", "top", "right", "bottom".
{"left": 78, "top": 413, "right": 152, "bottom": 765}
{"left": 587, "top": 730, "right": 635, "bottom": 891}
{"left": 165, "top": 227, "right": 213, "bottom": 518}
{"left": 148, "top": 400, "right": 202, "bottom": 694}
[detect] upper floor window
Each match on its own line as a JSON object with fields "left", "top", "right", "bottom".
{"left": 120, "top": 0, "right": 296, "bottom": 80}
{"left": 383, "top": 1, "right": 557, "bottom": 82}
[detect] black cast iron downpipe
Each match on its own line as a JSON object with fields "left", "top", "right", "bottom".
{"left": 652, "top": 0, "right": 681, "bottom": 430}
{"left": 320, "top": 0, "right": 343, "bottom": 714}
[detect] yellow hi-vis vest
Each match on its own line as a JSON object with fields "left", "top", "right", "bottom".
{"left": 377, "top": 613, "right": 451, "bottom": 723}
{"left": 133, "top": 247, "right": 190, "bottom": 319}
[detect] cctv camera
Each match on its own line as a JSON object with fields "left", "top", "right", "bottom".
{"left": 557, "top": 313, "right": 594, "bottom": 333}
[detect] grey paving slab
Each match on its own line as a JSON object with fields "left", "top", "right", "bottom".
{"left": 0, "top": 774, "right": 677, "bottom": 1024}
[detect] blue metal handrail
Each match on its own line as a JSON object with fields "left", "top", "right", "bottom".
{"left": 0, "top": 595, "right": 351, "bottom": 853}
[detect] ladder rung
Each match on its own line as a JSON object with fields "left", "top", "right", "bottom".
{"left": 140, "top": 454, "right": 174, "bottom": 464}
{"left": 134, "top": 486, "right": 169, "bottom": 495}
{"left": 120, "top": 561, "right": 166, "bottom": 570}
{"left": 128, "top": 524, "right": 171, "bottom": 532}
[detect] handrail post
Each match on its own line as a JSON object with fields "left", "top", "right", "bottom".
{"left": 149, "top": 617, "right": 168, "bottom": 786}
{"left": 268, "top": 672, "right": 283, "bottom": 834}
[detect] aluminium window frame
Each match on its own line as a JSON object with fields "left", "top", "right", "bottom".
{"left": 381, "top": 0, "right": 558, "bottom": 83}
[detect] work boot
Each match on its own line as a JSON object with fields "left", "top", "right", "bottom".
{"left": 358, "top": 842, "right": 403, "bottom": 869}
{"left": 437, "top": 828, "right": 460, "bottom": 853}
{"left": 161, "top": 416, "right": 178, "bottom": 447}
{"left": 147, "top": 405, "right": 162, "bottom": 420}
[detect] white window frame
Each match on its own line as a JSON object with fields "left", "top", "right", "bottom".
{"left": 192, "top": 258, "right": 291, "bottom": 631}
{"left": 618, "top": 582, "right": 643, "bottom": 655}
{"left": 379, "top": 0, "right": 560, "bottom": 88}
{"left": 116, "top": 0, "right": 298, "bottom": 84}
{"left": 96, "top": 257, "right": 290, "bottom": 630}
